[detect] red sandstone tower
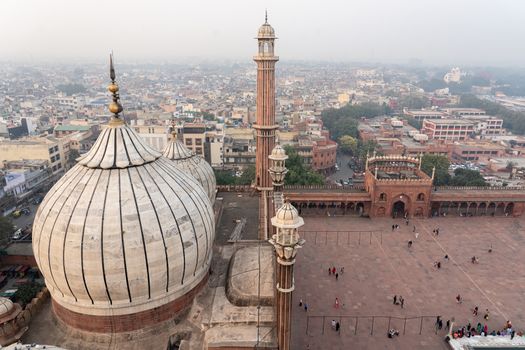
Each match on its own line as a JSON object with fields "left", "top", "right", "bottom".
{"left": 254, "top": 13, "right": 279, "bottom": 239}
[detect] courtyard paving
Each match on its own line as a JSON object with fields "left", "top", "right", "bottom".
{"left": 291, "top": 215, "right": 525, "bottom": 349}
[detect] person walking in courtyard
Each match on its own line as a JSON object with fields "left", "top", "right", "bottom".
{"left": 331, "top": 319, "right": 336, "bottom": 330}
{"left": 473, "top": 306, "right": 478, "bottom": 316}
{"left": 484, "top": 309, "right": 489, "bottom": 320}
{"left": 340, "top": 267, "right": 344, "bottom": 275}
{"left": 336, "top": 321, "right": 340, "bottom": 333}
{"left": 335, "top": 273, "right": 339, "bottom": 281}
{"left": 334, "top": 297, "right": 340, "bottom": 308}
{"left": 332, "top": 267, "right": 336, "bottom": 275}
{"left": 299, "top": 298, "right": 303, "bottom": 307}
{"left": 304, "top": 303, "right": 308, "bottom": 312}
{"left": 408, "top": 240, "right": 413, "bottom": 248}
{"left": 328, "top": 267, "right": 331, "bottom": 276}
{"left": 400, "top": 296, "right": 404, "bottom": 308}
{"left": 456, "top": 294, "right": 462, "bottom": 304}
{"left": 446, "top": 319, "right": 451, "bottom": 330}
{"left": 393, "top": 295, "right": 397, "bottom": 305}
{"left": 413, "top": 225, "right": 416, "bottom": 232}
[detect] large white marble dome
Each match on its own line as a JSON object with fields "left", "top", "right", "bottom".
{"left": 32, "top": 116, "right": 215, "bottom": 318}
{"left": 162, "top": 135, "right": 216, "bottom": 204}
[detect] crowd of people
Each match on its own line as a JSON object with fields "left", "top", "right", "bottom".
{"left": 450, "top": 319, "right": 520, "bottom": 339}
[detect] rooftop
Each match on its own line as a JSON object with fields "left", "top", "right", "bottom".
{"left": 54, "top": 125, "right": 91, "bottom": 132}
{"left": 425, "top": 119, "right": 474, "bottom": 125}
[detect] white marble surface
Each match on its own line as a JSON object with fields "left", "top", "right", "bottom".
{"left": 32, "top": 121, "right": 215, "bottom": 317}
{"left": 162, "top": 139, "right": 216, "bottom": 203}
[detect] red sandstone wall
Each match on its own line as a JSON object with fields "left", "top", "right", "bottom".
{"left": 53, "top": 274, "right": 208, "bottom": 333}
{"left": 0, "top": 255, "right": 37, "bottom": 267}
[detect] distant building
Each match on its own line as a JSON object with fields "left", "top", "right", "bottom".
{"left": 130, "top": 120, "right": 170, "bottom": 151}
{"left": 422, "top": 119, "right": 474, "bottom": 141}
{"left": 462, "top": 115, "right": 505, "bottom": 138}
{"left": 2, "top": 159, "right": 53, "bottom": 200}
{"left": 443, "top": 67, "right": 461, "bottom": 83}
{"left": 452, "top": 141, "right": 506, "bottom": 162}
{"left": 404, "top": 109, "right": 446, "bottom": 121}
{"left": 223, "top": 128, "right": 256, "bottom": 168}
{"left": 444, "top": 108, "right": 486, "bottom": 117}
{"left": 0, "top": 136, "right": 68, "bottom": 175}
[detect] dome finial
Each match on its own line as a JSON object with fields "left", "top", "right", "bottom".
{"left": 265, "top": 9, "right": 268, "bottom": 23}
{"left": 108, "top": 53, "right": 124, "bottom": 122}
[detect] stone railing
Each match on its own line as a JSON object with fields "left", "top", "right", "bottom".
{"left": 284, "top": 184, "right": 366, "bottom": 191}
{"left": 216, "top": 185, "right": 252, "bottom": 192}
{"left": 435, "top": 186, "right": 525, "bottom": 191}
{"left": 375, "top": 178, "right": 433, "bottom": 185}
{"left": 216, "top": 184, "right": 367, "bottom": 192}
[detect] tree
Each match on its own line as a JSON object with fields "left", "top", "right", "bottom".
{"left": 214, "top": 169, "right": 236, "bottom": 185}
{"left": 0, "top": 216, "right": 14, "bottom": 243}
{"left": 68, "top": 149, "right": 80, "bottom": 165}
{"left": 421, "top": 154, "right": 450, "bottom": 186}
{"left": 56, "top": 83, "right": 86, "bottom": 96}
{"left": 283, "top": 146, "right": 324, "bottom": 185}
{"left": 356, "top": 140, "right": 378, "bottom": 164}
{"left": 339, "top": 135, "right": 357, "bottom": 155}
{"left": 15, "top": 283, "right": 42, "bottom": 306}
{"left": 400, "top": 115, "right": 422, "bottom": 130}
{"left": 506, "top": 161, "right": 517, "bottom": 171}
{"left": 321, "top": 102, "right": 391, "bottom": 141}
{"left": 450, "top": 168, "right": 487, "bottom": 186}
{"left": 237, "top": 165, "right": 255, "bottom": 185}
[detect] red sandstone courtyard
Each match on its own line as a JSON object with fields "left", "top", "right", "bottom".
{"left": 291, "top": 215, "right": 525, "bottom": 349}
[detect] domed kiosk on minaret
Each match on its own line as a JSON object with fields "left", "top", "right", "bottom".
{"left": 31, "top": 56, "right": 215, "bottom": 333}
{"left": 162, "top": 128, "right": 216, "bottom": 204}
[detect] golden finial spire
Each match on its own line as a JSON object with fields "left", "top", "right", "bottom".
{"left": 108, "top": 53, "right": 124, "bottom": 123}
{"left": 265, "top": 9, "right": 268, "bottom": 24}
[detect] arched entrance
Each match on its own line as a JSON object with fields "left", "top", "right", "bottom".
{"left": 392, "top": 201, "right": 405, "bottom": 218}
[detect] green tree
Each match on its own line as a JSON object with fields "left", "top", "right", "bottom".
{"left": 56, "top": 83, "right": 86, "bottom": 96}
{"left": 68, "top": 149, "right": 80, "bottom": 165}
{"left": 450, "top": 168, "right": 487, "bottom": 186}
{"left": 236, "top": 165, "right": 255, "bottom": 185}
{"left": 0, "top": 216, "right": 14, "bottom": 243}
{"left": 15, "top": 283, "right": 42, "bottom": 306}
{"left": 400, "top": 115, "right": 422, "bottom": 130}
{"left": 421, "top": 154, "right": 451, "bottom": 186}
{"left": 356, "top": 140, "right": 378, "bottom": 165}
{"left": 397, "top": 95, "right": 429, "bottom": 109}
{"left": 339, "top": 135, "right": 357, "bottom": 155}
{"left": 283, "top": 146, "right": 324, "bottom": 185}
{"left": 321, "top": 102, "right": 391, "bottom": 141}
{"left": 214, "top": 169, "right": 236, "bottom": 185}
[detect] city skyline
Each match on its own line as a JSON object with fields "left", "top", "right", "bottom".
{"left": 1, "top": 0, "right": 524, "bottom": 66}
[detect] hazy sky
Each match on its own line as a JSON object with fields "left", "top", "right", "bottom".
{"left": 1, "top": 0, "right": 524, "bottom": 66}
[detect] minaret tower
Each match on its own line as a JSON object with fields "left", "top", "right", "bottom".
{"left": 254, "top": 12, "right": 279, "bottom": 239}
{"left": 270, "top": 201, "right": 305, "bottom": 350}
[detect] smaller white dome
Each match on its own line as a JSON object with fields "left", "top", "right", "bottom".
{"left": 271, "top": 202, "right": 304, "bottom": 229}
{"left": 0, "top": 297, "right": 14, "bottom": 317}
{"left": 162, "top": 138, "right": 216, "bottom": 203}
{"left": 269, "top": 144, "right": 288, "bottom": 161}
{"left": 258, "top": 23, "right": 275, "bottom": 38}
